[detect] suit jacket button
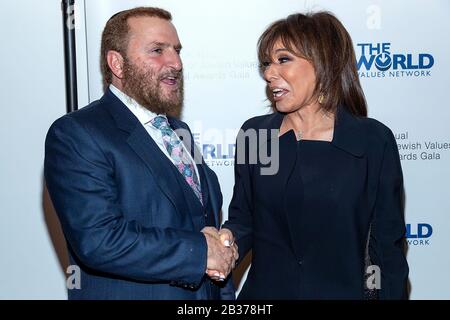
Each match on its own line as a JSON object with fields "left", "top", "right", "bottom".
{"left": 298, "top": 260, "right": 303, "bottom": 265}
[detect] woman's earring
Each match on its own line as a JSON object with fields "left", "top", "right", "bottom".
{"left": 318, "top": 93, "right": 325, "bottom": 104}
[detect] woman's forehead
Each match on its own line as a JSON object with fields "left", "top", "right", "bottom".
{"left": 268, "top": 38, "right": 303, "bottom": 57}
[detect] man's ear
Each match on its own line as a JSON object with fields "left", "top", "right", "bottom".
{"left": 107, "top": 50, "right": 125, "bottom": 79}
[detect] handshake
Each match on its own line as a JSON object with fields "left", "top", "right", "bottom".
{"left": 201, "top": 227, "right": 239, "bottom": 281}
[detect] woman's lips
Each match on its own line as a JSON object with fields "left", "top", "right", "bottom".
{"left": 272, "top": 88, "right": 289, "bottom": 101}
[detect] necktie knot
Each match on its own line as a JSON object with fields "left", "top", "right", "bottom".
{"left": 150, "top": 116, "right": 181, "bottom": 148}
{"left": 150, "top": 115, "right": 171, "bottom": 132}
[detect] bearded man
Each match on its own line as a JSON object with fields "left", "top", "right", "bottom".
{"left": 44, "top": 7, "right": 236, "bottom": 300}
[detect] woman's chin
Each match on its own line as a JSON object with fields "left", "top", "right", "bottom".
{"left": 275, "top": 104, "right": 296, "bottom": 114}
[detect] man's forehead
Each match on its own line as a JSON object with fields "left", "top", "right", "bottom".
{"left": 128, "top": 16, "right": 173, "bottom": 33}
{"left": 127, "top": 16, "right": 180, "bottom": 44}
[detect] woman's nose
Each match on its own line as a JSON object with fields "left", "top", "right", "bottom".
{"left": 264, "top": 65, "right": 278, "bottom": 83}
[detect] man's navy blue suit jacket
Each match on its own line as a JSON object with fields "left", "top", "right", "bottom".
{"left": 44, "top": 89, "right": 234, "bottom": 300}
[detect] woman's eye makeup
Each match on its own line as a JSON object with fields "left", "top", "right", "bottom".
{"left": 260, "top": 52, "right": 293, "bottom": 69}
{"left": 277, "top": 55, "right": 291, "bottom": 63}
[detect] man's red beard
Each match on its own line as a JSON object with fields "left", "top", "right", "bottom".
{"left": 122, "top": 57, "right": 184, "bottom": 117}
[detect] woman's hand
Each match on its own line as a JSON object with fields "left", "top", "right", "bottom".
{"left": 204, "top": 228, "right": 239, "bottom": 281}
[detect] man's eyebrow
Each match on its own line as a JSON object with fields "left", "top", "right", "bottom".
{"left": 149, "top": 41, "right": 182, "bottom": 50}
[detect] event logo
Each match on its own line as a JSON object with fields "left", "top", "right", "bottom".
{"left": 193, "top": 132, "right": 236, "bottom": 167}
{"left": 202, "top": 142, "right": 236, "bottom": 160}
{"left": 357, "top": 43, "right": 434, "bottom": 78}
{"left": 406, "top": 223, "right": 433, "bottom": 246}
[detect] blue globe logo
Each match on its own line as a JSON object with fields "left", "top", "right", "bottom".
{"left": 375, "top": 53, "right": 392, "bottom": 71}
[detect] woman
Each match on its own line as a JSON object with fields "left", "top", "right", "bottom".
{"left": 221, "top": 12, "right": 409, "bottom": 299}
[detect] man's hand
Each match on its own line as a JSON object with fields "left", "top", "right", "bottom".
{"left": 218, "top": 228, "right": 238, "bottom": 267}
{"left": 202, "top": 227, "right": 239, "bottom": 281}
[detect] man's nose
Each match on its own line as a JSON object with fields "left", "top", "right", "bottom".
{"left": 166, "top": 49, "right": 182, "bottom": 71}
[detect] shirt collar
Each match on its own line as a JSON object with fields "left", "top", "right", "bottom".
{"left": 109, "top": 84, "right": 166, "bottom": 125}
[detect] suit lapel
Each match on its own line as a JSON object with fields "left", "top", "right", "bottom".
{"left": 196, "top": 159, "right": 210, "bottom": 213}
{"left": 169, "top": 116, "right": 211, "bottom": 230}
{"left": 102, "top": 89, "right": 196, "bottom": 226}
{"left": 169, "top": 116, "right": 211, "bottom": 207}
{"left": 126, "top": 126, "right": 190, "bottom": 219}
{"left": 102, "top": 87, "right": 221, "bottom": 232}
{"left": 332, "top": 106, "right": 367, "bottom": 158}
{"left": 197, "top": 165, "right": 219, "bottom": 227}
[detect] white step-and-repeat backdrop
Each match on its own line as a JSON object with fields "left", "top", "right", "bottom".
{"left": 73, "top": 0, "right": 450, "bottom": 299}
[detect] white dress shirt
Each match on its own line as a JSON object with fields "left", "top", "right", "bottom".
{"left": 109, "top": 84, "right": 201, "bottom": 185}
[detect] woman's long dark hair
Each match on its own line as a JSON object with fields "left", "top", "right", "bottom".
{"left": 258, "top": 11, "right": 367, "bottom": 117}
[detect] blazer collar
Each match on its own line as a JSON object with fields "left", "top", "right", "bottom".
{"left": 332, "top": 106, "right": 366, "bottom": 157}
{"left": 265, "top": 105, "right": 366, "bottom": 157}
{"left": 100, "top": 88, "right": 140, "bottom": 133}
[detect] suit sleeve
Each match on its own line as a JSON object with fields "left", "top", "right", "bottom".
{"left": 44, "top": 116, "right": 207, "bottom": 286}
{"left": 222, "top": 124, "right": 255, "bottom": 262}
{"left": 370, "top": 129, "right": 409, "bottom": 299}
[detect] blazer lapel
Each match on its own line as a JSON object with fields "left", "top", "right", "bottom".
{"left": 169, "top": 117, "right": 211, "bottom": 208}
{"left": 198, "top": 165, "right": 219, "bottom": 227}
{"left": 331, "top": 106, "right": 367, "bottom": 158}
{"left": 126, "top": 126, "right": 189, "bottom": 218}
{"left": 103, "top": 89, "right": 194, "bottom": 224}
{"left": 196, "top": 161, "right": 210, "bottom": 213}
{"left": 168, "top": 116, "right": 210, "bottom": 230}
